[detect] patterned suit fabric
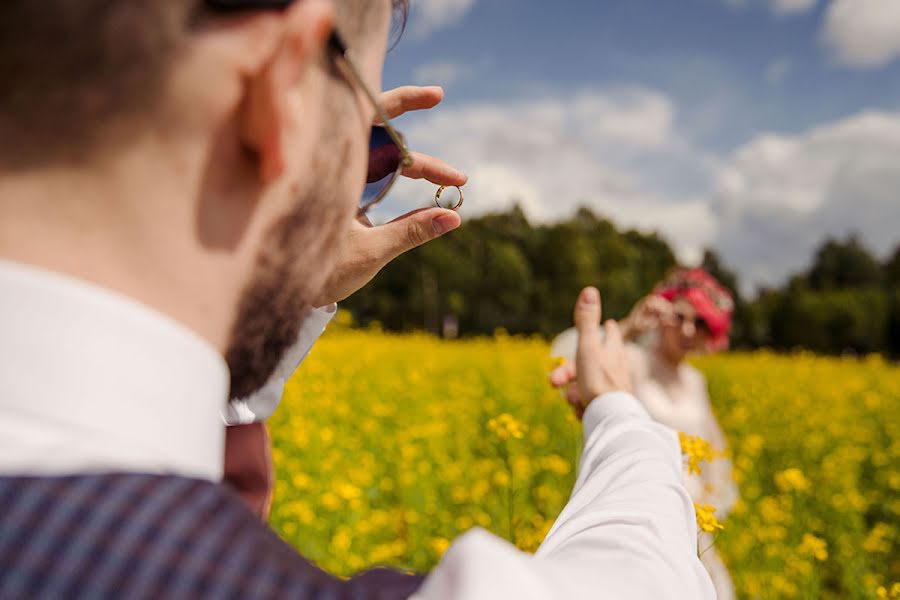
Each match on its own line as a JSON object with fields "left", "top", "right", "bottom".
{"left": 0, "top": 474, "right": 424, "bottom": 599}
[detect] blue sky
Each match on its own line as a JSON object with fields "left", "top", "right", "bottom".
{"left": 374, "top": 0, "right": 900, "bottom": 294}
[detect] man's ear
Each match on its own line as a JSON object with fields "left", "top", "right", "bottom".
{"left": 238, "top": 0, "right": 335, "bottom": 183}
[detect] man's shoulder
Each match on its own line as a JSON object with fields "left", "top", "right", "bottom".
{"left": 0, "top": 472, "right": 287, "bottom": 555}
{"left": 0, "top": 472, "right": 424, "bottom": 598}
{"left": 0, "top": 473, "right": 331, "bottom": 598}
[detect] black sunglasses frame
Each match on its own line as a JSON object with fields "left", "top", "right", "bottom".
{"left": 327, "top": 32, "right": 414, "bottom": 215}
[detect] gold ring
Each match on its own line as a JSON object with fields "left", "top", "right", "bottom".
{"left": 435, "top": 186, "right": 464, "bottom": 211}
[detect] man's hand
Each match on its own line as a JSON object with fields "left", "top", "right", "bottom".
{"left": 550, "top": 287, "right": 633, "bottom": 419}
{"left": 314, "top": 86, "right": 467, "bottom": 306}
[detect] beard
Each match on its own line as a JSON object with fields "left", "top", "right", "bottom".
{"left": 224, "top": 120, "right": 355, "bottom": 401}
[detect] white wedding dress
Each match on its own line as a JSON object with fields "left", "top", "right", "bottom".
{"left": 551, "top": 329, "right": 738, "bottom": 600}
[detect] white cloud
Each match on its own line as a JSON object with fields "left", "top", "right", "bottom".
{"left": 822, "top": 0, "right": 900, "bottom": 68}
{"left": 413, "top": 61, "right": 472, "bottom": 86}
{"left": 371, "top": 88, "right": 719, "bottom": 265}
{"left": 712, "top": 110, "right": 900, "bottom": 293}
{"left": 722, "top": 0, "right": 817, "bottom": 16}
{"left": 772, "top": 0, "right": 817, "bottom": 16}
{"left": 572, "top": 91, "right": 675, "bottom": 148}
{"left": 409, "top": 0, "right": 476, "bottom": 39}
{"left": 766, "top": 58, "right": 792, "bottom": 84}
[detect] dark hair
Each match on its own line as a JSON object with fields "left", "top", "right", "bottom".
{"left": 0, "top": 1, "right": 194, "bottom": 170}
{"left": 0, "top": 0, "right": 409, "bottom": 171}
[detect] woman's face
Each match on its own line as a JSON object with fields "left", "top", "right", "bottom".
{"left": 659, "top": 298, "right": 710, "bottom": 363}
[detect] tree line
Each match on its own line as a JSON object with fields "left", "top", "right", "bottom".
{"left": 343, "top": 206, "right": 900, "bottom": 357}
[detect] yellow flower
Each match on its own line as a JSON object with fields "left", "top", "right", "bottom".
{"left": 529, "top": 424, "right": 551, "bottom": 446}
{"left": 680, "top": 432, "right": 716, "bottom": 475}
{"left": 539, "top": 454, "right": 572, "bottom": 476}
{"left": 875, "top": 583, "right": 900, "bottom": 599}
{"left": 335, "top": 482, "right": 362, "bottom": 501}
{"left": 291, "top": 473, "right": 313, "bottom": 489}
{"left": 428, "top": 537, "right": 451, "bottom": 557}
{"left": 775, "top": 468, "right": 811, "bottom": 493}
{"left": 320, "top": 491, "right": 341, "bottom": 511}
{"left": 798, "top": 533, "right": 828, "bottom": 561}
{"left": 743, "top": 434, "right": 765, "bottom": 456}
{"left": 492, "top": 470, "right": 510, "bottom": 487}
{"left": 863, "top": 522, "right": 895, "bottom": 554}
{"left": 330, "top": 527, "right": 352, "bottom": 552}
{"left": 694, "top": 503, "right": 724, "bottom": 533}
{"left": 488, "top": 413, "right": 529, "bottom": 441}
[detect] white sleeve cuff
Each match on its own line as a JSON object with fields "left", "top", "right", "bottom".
{"left": 223, "top": 304, "right": 337, "bottom": 425}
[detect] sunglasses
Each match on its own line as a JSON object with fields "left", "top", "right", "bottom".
{"left": 327, "top": 32, "right": 418, "bottom": 216}
{"left": 673, "top": 311, "right": 711, "bottom": 335}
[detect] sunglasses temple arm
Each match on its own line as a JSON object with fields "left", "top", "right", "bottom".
{"left": 329, "top": 32, "right": 413, "bottom": 166}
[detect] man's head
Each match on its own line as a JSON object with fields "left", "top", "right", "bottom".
{"left": 0, "top": 0, "right": 405, "bottom": 398}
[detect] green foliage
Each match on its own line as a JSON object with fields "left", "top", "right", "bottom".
{"left": 345, "top": 212, "right": 899, "bottom": 356}
{"left": 887, "top": 289, "right": 900, "bottom": 357}
{"left": 807, "top": 237, "right": 883, "bottom": 291}
{"left": 885, "top": 245, "right": 900, "bottom": 288}
{"left": 344, "top": 206, "right": 676, "bottom": 337}
{"left": 769, "top": 288, "right": 888, "bottom": 354}
{"left": 760, "top": 237, "right": 898, "bottom": 356}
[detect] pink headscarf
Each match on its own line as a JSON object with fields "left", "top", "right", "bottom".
{"left": 656, "top": 268, "right": 734, "bottom": 351}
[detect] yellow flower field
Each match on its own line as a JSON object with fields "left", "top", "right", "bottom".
{"left": 268, "top": 326, "right": 899, "bottom": 599}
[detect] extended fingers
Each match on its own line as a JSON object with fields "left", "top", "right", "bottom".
{"left": 378, "top": 86, "right": 444, "bottom": 121}
{"left": 366, "top": 207, "right": 461, "bottom": 263}
{"left": 604, "top": 319, "right": 623, "bottom": 349}
{"left": 575, "top": 287, "right": 604, "bottom": 401}
{"left": 648, "top": 296, "right": 675, "bottom": 320}
{"left": 402, "top": 152, "right": 468, "bottom": 186}
{"left": 550, "top": 362, "right": 576, "bottom": 387}
{"left": 574, "top": 287, "right": 602, "bottom": 335}
{"left": 566, "top": 387, "right": 585, "bottom": 420}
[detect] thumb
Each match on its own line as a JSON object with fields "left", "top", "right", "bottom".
{"left": 574, "top": 286, "right": 602, "bottom": 334}
{"left": 575, "top": 287, "right": 603, "bottom": 401}
{"left": 370, "top": 207, "right": 461, "bottom": 263}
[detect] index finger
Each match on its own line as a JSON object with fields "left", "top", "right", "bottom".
{"left": 550, "top": 362, "right": 577, "bottom": 387}
{"left": 378, "top": 86, "right": 444, "bottom": 121}
{"left": 603, "top": 320, "right": 624, "bottom": 351}
{"left": 402, "top": 151, "right": 468, "bottom": 186}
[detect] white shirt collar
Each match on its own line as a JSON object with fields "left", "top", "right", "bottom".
{"left": 0, "top": 259, "right": 230, "bottom": 481}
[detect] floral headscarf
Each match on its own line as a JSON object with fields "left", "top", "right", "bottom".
{"left": 656, "top": 268, "right": 735, "bottom": 351}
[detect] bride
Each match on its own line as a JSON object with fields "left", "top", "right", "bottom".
{"left": 552, "top": 268, "right": 738, "bottom": 600}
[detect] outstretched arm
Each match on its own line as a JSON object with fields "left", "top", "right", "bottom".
{"left": 414, "top": 288, "right": 715, "bottom": 600}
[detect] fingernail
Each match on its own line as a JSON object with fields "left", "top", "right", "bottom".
{"left": 432, "top": 213, "right": 459, "bottom": 235}
{"left": 582, "top": 287, "right": 599, "bottom": 304}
